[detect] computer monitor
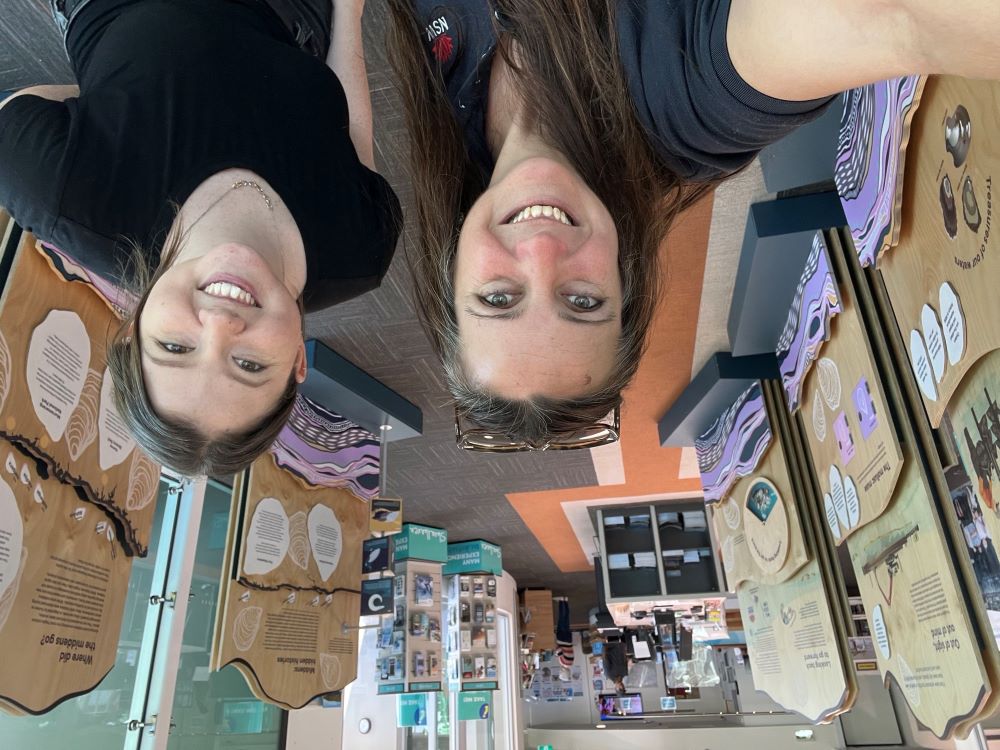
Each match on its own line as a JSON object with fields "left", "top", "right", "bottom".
{"left": 599, "top": 692, "right": 644, "bottom": 716}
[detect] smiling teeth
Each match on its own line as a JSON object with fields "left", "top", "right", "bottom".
{"left": 510, "top": 205, "right": 573, "bottom": 226}
{"left": 203, "top": 281, "right": 257, "bottom": 306}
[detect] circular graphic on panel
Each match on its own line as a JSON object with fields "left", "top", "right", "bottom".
{"left": 742, "top": 478, "right": 790, "bottom": 575}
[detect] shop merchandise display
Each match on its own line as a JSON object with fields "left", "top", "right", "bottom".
{"left": 442, "top": 541, "right": 502, "bottom": 693}
{"left": 211, "top": 453, "right": 367, "bottom": 709}
{"left": 0, "top": 225, "right": 159, "bottom": 715}
{"left": 446, "top": 575, "right": 500, "bottom": 689}
{"left": 375, "top": 524, "right": 447, "bottom": 694}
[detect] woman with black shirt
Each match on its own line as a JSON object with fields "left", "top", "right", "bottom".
{"left": 389, "top": 0, "right": 1000, "bottom": 450}
{"left": 0, "top": 0, "right": 402, "bottom": 475}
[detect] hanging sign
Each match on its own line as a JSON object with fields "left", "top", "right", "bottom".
{"left": 458, "top": 691, "right": 492, "bottom": 721}
{"left": 361, "top": 578, "right": 394, "bottom": 617}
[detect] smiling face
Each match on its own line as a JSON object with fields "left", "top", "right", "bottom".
{"left": 454, "top": 157, "right": 622, "bottom": 400}
{"left": 138, "top": 243, "right": 307, "bottom": 439}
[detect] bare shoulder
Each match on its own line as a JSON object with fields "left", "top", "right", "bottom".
{"left": 0, "top": 84, "right": 80, "bottom": 114}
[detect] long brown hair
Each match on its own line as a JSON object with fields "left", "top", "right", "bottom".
{"left": 388, "top": 0, "right": 714, "bottom": 441}
{"left": 105, "top": 221, "right": 298, "bottom": 477}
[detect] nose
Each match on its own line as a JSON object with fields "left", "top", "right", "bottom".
{"left": 198, "top": 306, "right": 246, "bottom": 336}
{"left": 513, "top": 230, "right": 572, "bottom": 262}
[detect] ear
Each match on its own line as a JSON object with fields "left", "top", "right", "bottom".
{"left": 294, "top": 340, "right": 308, "bottom": 383}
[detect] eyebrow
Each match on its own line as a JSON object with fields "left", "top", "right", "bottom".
{"left": 462, "top": 307, "right": 617, "bottom": 325}
{"left": 144, "top": 351, "right": 272, "bottom": 389}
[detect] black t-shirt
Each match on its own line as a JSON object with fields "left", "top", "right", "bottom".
{"left": 417, "top": 0, "right": 834, "bottom": 181}
{"left": 0, "top": 0, "right": 402, "bottom": 312}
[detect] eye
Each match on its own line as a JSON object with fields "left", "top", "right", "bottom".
{"left": 481, "top": 291, "right": 517, "bottom": 309}
{"left": 566, "top": 295, "right": 603, "bottom": 311}
{"left": 234, "top": 358, "right": 265, "bottom": 373}
{"left": 158, "top": 341, "right": 191, "bottom": 354}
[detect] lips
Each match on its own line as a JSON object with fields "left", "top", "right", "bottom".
{"left": 199, "top": 279, "right": 259, "bottom": 307}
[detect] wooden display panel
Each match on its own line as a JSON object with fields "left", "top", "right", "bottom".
{"left": 212, "top": 452, "right": 365, "bottom": 709}
{"left": 710, "top": 398, "right": 811, "bottom": 591}
{"left": 738, "top": 562, "right": 850, "bottom": 723}
{"left": 0, "top": 436, "right": 133, "bottom": 714}
{"left": 798, "top": 236, "right": 903, "bottom": 544}
{"left": 521, "top": 589, "right": 555, "bottom": 652}
{"left": 763, "top": 379, "right": 858, "bottom": 720}
{"left": 843, "top": 226, "right": 1000, "bottom": 739}
{"left": 880, "top": 76, "right": 1000, "bottom": 427}
{"left": 845, "top": 454, "right": 989, "bottom": 738}
{"left": 0, "top": 236, "right": 158, "bottom": 556}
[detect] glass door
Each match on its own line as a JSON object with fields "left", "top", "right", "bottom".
{"left": 164, "top": 481, "right": 283, "bottom": 749}
{"left": 0, "top": 480, "right": 175, "bottom": 750}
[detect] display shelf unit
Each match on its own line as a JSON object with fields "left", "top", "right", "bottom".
{"left": 442, "top": 540, "right": 503, "bottom": 692}
{"left": 445, "top": 574, "right": 500, "bottom": 691}
{"left": 597, "top": 502, "right": 723, "bottom": 604}
{"left": 375, "top": 524, "right": 448, "bottom": 695}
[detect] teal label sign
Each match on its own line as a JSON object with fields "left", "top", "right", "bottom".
{"left": 462, "top": 681, "right": 498, "bottom": 691}
{"left": 443, "top": 540, "right": 503, "bottom": 575}
{"left": 378, "top": 683, "right": 405, "bottom": 695}
{"left": 394, "top": 524, "right": 449, "bottom": 563}
{"left": 397, "top": 693, "right": 428, "bottom": 727}
{"left": 458, "top": 691, "right": 492, "bottom": 721}
{"left": 408, "top": 681, "right": 442, "bottom": 693}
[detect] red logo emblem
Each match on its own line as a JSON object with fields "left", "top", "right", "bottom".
{"left": 432, "top": 34, "right": 453, "bottom": 63}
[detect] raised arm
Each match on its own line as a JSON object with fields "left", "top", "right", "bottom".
{"left": 726, "top": 0, "right": 1000, "bottom": 102}
{"left": 326, "top": 0, "right": 376, "bottom": 170}
{"left": 0, "top": 85, "right": 79, "bottom": 113}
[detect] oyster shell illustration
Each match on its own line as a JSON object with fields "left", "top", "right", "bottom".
{"left": 817, "top": 358, "right": 842, "bottom": 411}
{"left": 232, "top": 606, "right": 263, "bottom": 652}
{"left": 0, "top": 330, "right": 11, "bottom": 414}
{"left": 66, "top": 368, "right": 101, "bottom": 461}
{"left": 126, "top": 450, "right": 158, "bottom": 512}
{"left": 0, "top": 548, "right": 26, "bottom": 633}
{"left": 812, "top": 390, "right": 827, "bottom": 442}
{"left": 320, "top": 653, "right": 341, "bottom": 690}
{"left": 288, "top": 511, "right": 309, "bottom": 570}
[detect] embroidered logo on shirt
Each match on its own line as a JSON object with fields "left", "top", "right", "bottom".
{"left": 424, "top": 7, "right": 460, "bottom": 72}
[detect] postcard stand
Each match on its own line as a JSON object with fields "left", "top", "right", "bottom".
{"left": 376, "top": 523, "right": 447, "bottom": 695}
{"left": 443, "top": 540, "right": 503, "bottom": 693}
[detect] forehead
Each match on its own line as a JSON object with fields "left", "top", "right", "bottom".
{"left": 458, "top": 315, "right": 619, "bottom": 400}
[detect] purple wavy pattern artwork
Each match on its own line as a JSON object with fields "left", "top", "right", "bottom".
{"left": 696, "top": 382, "right": 772, "bottom": 504}
{"left": 38, "top": 243, "right": 135, "bottom": 315}
{"left": 835, "top": 76, "right": 925, "bottom": 267}
{"left": 776, "top": 232, "right": 842, "bottom": 413}
{"left": 270, "top": 394, "right": 380, "bottom": 501}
